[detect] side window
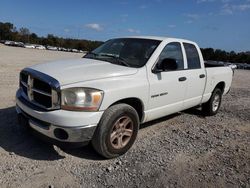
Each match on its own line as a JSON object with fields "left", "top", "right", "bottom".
{"left": 184, "top": 43, "right": 201, "bottom": 69}
{"left": 158, "top": 42, "right": 184, "bottom": 70}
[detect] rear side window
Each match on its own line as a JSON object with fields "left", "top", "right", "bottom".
{"left": 158, "top": 42, "right": 184, "bottom": 70}
{"left": 184, "top": 43, "right": 201, "bottom": 69}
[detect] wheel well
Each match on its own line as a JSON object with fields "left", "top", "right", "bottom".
{"left": 111, "top": 98, "right": 144, "bottom": 122}
{"left": 215, "top": 82, "right": 225, "bottom": 93}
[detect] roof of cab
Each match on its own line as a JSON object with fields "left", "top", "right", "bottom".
{"left": 120, "top": 36, "right": 195, "bottom": 44}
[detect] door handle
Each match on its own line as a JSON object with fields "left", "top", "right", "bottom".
{"left": 178, "top": 77, "right": 187, "bottom": 82}
{"left": 199, "top": 74, "right": 205, "bottom": 78}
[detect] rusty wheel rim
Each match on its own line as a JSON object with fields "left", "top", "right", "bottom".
{"left": 110, "top": 116, "right": 134, "bottom": 150}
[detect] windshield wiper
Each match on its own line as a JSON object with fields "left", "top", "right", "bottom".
{"left": 83, "top": 51, "right": 98, "bottom": 58}
{"left": 99, "top": 54, "right": 130, "bottom": 67}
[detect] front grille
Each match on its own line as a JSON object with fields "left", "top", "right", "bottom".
{"left": 33, "top": 79, "right": 51, "bottom": 94}
{"left": 20, "top": 69, "right": 60, "bottom": 110}
{"left": 33, "top": 91, "right": 52, "bottom": 108}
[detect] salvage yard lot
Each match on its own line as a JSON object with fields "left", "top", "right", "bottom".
{"left": 0, "top": 44, "right": 249, "bottom": 187}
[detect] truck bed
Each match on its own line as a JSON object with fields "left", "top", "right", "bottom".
{"left": 204, "top": 61, "right": 225, "bottom": 68}
{"left": 201, "top": 66, "right": 233, "bottom": 104}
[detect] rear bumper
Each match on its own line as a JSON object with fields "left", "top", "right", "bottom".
{"left": 16, "top": 90, "right": 103, "bottom": 146}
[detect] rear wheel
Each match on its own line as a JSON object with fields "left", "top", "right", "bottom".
{"left": 202, "top": 88, "right": 222, "bottom": 116}
{"left": 92, "top": 104, "right": 139, "bottom": 158}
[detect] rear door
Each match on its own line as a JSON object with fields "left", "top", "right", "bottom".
{"left": 183, "top": 43, "right": 206, "bottom": 109}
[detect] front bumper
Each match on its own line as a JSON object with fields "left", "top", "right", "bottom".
{"left": 16, "top": 89, "right": 103, "bottom": 146}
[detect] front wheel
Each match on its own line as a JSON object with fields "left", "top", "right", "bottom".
{"left": 92, "top": 104, "right": 139, "bottom": 158}
{"left": 202, "top": 88, "right": 222, "bottom": 116}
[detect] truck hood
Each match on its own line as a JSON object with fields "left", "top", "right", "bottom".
{"left": 30, "top": 58, "right": 138, "bottom": 86}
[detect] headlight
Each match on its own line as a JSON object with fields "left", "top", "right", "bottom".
{"left": 61, "top": 88, "right": 104, "bottom": 111}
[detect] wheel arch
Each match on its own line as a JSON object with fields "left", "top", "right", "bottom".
{"left": 109, "top": 97, "right": 144, "bottom": 122}
{"left": 214, "top": 81, "right": 225, "bottom": 93}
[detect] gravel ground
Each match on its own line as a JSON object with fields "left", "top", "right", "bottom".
{"left": 0, "top": 44, "right": 249, "bottom": 188}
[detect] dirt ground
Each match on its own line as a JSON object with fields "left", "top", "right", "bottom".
{"left": 0, "top": 44, "right": 249, "bottom": 188}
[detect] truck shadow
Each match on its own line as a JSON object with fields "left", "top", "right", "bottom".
{"left": 183, "top": 107, "right": 206, "bottom": 118}
{"left": 140, "top": 113, "right": 181, "bottom": 129}
{"left": 63, "top": 113, "right": 182, "bottom": 159}
{"left": 0, "top": 106, "right": 204, "bottom": 161}
{"left": 0, "top": 106, "right": 102, "bottom": 161}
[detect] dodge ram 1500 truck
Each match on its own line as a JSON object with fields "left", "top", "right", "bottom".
{"left": 16, "top": 36, "right": 233, "bottom": 158}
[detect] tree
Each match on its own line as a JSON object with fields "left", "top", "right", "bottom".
{"left": 29, "top": 33, "right": 38, "bottom": 43}
{"left": 0, "top": 22, "right": 14, "bottom": 40}
{"left": 201, "top": 48, "right": 215, "bottom": 60}
{"left": 19, "top": 27, "right": 30, "bottom": 36}
{"left": 19, "top": 27, "right": 30, "bottom": 43}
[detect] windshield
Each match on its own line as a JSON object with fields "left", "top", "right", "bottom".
{"left": 84, "top": 38, "right": 161, "bottom": 68}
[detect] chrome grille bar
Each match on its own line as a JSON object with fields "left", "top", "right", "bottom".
{"left": 27, "top": 75, "right": 34, "bottom": 101}
{"left": 32, "top": 88, "right": 52, "bottom": 97}
{"left": 20, "top": 81, "right": 28, "bottom": 88}
{"left": 51, "top": 89, "right": 60, "bottom": 108}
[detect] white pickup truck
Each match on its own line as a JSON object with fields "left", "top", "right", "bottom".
{"left": 16, "top": 36, "right": 233, "bottom": 158}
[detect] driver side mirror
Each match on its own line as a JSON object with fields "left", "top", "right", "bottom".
{"left": 152, "top": 58, "right": 178, "bottom": 73}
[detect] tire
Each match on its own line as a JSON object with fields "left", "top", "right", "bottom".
{"left": 202, "top": 88, "right": 222, "bottom": 116}
{"left": 92, "top": 103, "right": 139, "bottom": 158}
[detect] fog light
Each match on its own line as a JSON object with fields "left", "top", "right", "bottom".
{"left": 54, "top": 128, "right": 69, "bottom": 140}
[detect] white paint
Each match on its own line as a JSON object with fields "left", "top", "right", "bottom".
{"left": 18, "top": 36, "right": 233, "bottom": 127}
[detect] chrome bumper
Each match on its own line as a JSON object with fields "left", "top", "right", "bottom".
{"left": 16, "top": 105, "right": 97, "bottom": 144}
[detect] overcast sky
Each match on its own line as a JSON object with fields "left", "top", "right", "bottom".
{"left": 0, "top": 0, "right": 250, "bottom": 52}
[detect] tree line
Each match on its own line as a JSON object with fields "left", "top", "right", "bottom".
{"left": 201, "top": 48, "right": 250, "bottom": 64}
{"left": 0, "top": 22, "right": 103, "bottom": 51}
{"left": 0, "top": 21, "right": 249, "bottom": 64}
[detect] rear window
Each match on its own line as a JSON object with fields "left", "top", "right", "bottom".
{"left": 184, "top": 43, "right": 201, "bottom": 69}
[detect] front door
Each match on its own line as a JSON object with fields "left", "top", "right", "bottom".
{"left": 147, "top": 42, "right": 188, "bottom": 121}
